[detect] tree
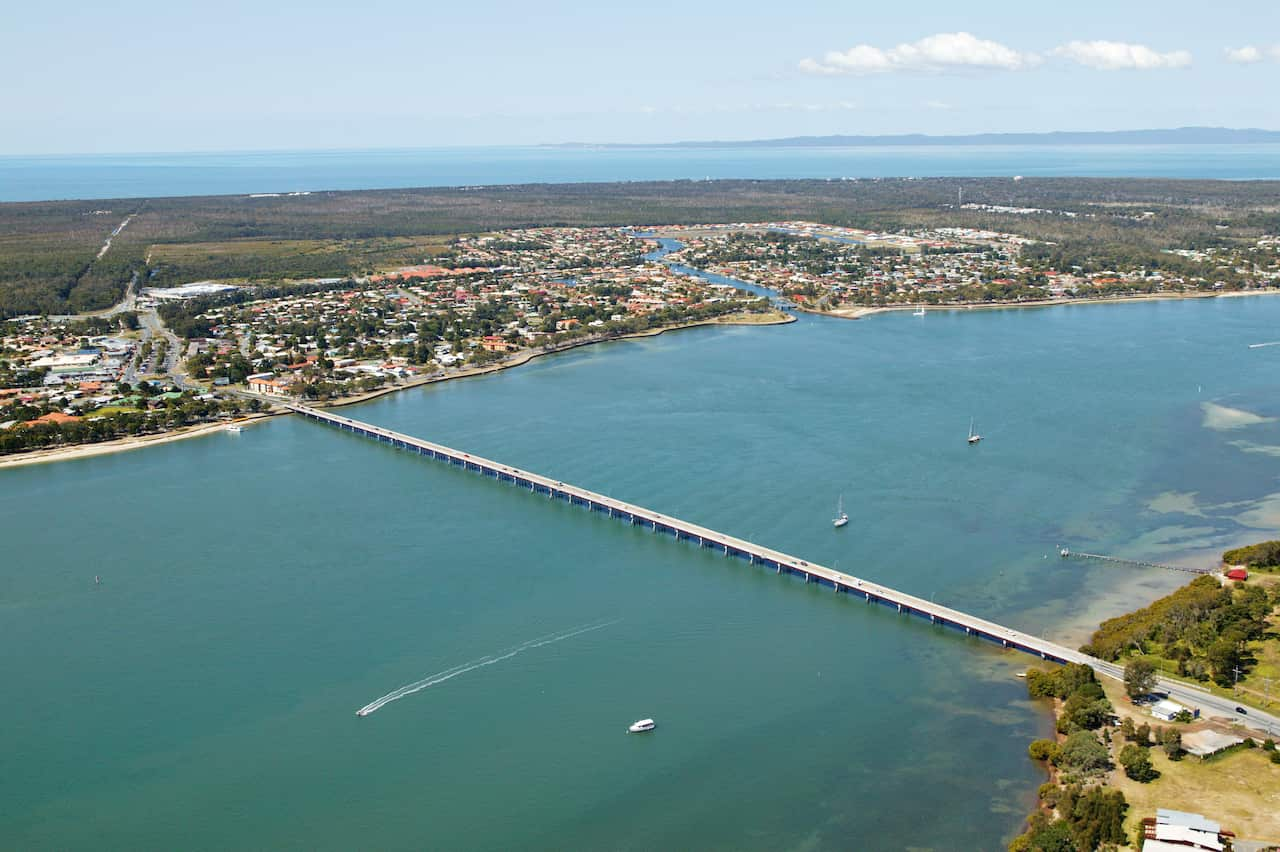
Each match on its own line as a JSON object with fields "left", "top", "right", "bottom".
{"left": 1124, "top": 658, "right": 1157, "bottom": 699}
{"left": 1159, "top": 727, "right": 1183, "bottom": 760}
{"left": 1119, "top": 744, "right": 1159, "bottom": 782}
{"left": 1206, "top": 639, "right": 1242, "bottom": 687}
{"left": 1058, "top": 731, "right": 1110, "bottom": 773}
{"left": 1120, "top": 717, "right": 1136, "bottom": 741}
{"left": 1070, "top": 786, "right": 1128, "bottom": 849}
{"left": 1059, "top": 692, "right": 1112, "bottom": 732}
{"left": 1028, "top": 739, "right": 1060, "bottom": 763}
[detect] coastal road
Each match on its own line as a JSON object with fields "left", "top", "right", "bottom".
{"left": 1090, "top": 659, "right": 1280, "bottom": 737}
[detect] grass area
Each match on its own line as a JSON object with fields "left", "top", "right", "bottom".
{"left": 1098, "top": 678, "right": 1280, "bottom": 842}
{"left": 85, "top": 405, "right": 141, "bottom": 417}
{"left": 1112, "top": 747, "right": 1280, "bottom": 841}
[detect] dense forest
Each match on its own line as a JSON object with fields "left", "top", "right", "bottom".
{"left": 4, "top": 177, "right": 1280, "bottom": 317}
{"left": 1080, "top": 575, "right": 1277, "bottom": 686}
{"left": 1223, "top": 540, "right": 1280, "bottom": 569}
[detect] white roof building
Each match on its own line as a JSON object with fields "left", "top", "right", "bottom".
{"left": 1150, "top": 699, "right": 1188, "bottom": 721}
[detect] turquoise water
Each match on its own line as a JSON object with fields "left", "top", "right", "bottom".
{"left": 5, "top": 143, "right": 1280, "bottom": 202}
{"left": 4, "top": 296, "right": 1280, "bottom": 848}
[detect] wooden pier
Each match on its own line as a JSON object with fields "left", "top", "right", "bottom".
{"left": 1059, "top": 549, "right": 1212, "bottom": 575}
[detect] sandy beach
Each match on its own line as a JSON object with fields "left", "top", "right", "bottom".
{"left": 0, "top": 413, "right": 280, "bottom": 470}
{"left": 803, "top": 288, "right": 1280, "bottom": 321}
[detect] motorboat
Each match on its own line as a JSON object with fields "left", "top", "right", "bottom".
{"left": 628, "top": 718, "right": 656, "bottom": 733}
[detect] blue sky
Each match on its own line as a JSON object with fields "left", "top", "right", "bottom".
{"left": 3, "top": 0, "right": 1278, "bottom": 153}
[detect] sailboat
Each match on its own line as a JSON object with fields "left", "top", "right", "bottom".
{"left": 967, "top": 418, "right": 982, "bottom": 445}
{"left": 913, "top": 304, "right": 926, "bottom": 317}
{"left": 833, "top": 496, "right": 849, "bottom": 528}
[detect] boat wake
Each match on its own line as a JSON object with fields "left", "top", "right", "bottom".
{"left": 356, "top": 620, "right": 619, "bottom": 717}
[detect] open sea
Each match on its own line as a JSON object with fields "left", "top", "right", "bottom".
{"left": 3, "top": 143, "right": 1280, "bottom": 202}
{"left": 3, "top": 148, "right": 1280, "bottom": 848}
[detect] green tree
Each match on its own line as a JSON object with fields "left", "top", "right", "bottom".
{"left": 1119, "top": 744, "right": 1159, "bottom": 782}
{"left": 1028, "top": 739, "right": 1061, "bottom": 763}
{"left": 1206, "top": 639, "right": 1243, "bottom": 687}
{"left": 1159, "top": 727, "right": 1183, "bottom": 760}
{"left": 1124, "top": 658, "right": 1157, "bottom": 699}
{"left": 1058, "top": 731, "right": 1110, "bottom": 773}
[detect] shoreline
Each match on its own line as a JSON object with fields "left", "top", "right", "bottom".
{"left": 0, "top": 311, "right": 793, "bottom": 466}
{"left": 0, "top": 413, "right": 280, "bottom": 470}
{"left": 309, "top": 311, "right": 795, "bottom": 410}
{"left": 792, "top": 288, "right": 1280, "bottom": 321}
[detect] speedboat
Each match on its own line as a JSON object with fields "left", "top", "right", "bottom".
{"left": 225, "top": 424, "right": 243, "bottom": 434}
{"left": 628, "top": 718, "right": 656, "bottom": 733}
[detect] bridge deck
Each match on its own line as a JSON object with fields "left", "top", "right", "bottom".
{"left": 288, "top": 403, "right": 1096, "bottom": 666}
{"left": 283, "top": 402, "right": 1280, "bottom": 736}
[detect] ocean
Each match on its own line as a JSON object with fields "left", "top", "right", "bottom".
{"left": 3, "top": 143, "right": 1280, "bottom": 202}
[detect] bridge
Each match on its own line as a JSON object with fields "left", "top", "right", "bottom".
{"left": 287, "top": 402, "right": 1280, "bottom": 735}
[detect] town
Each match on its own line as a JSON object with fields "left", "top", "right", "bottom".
{"left": 4, "top": 221, "right": 1280, "bottom": 458}
{"left": 662, "top": 221, "right": 1280, "bottom": 312}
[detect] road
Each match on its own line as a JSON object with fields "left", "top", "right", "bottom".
{"left": 1091, "top": 659, "right": 1280, "bottom": 737}
{"left": 137, "top": 305, "right": 188, "bottom": 389}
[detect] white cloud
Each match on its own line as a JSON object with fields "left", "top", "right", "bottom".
{"left": 1225, "top": 46, "right": 1263, "bottom": 64}
{"left": 1052, "top": 40, "right": 1192, "bottom": 70}
{"left": 799, "top": 32, "right": 1039, "bottom": 75}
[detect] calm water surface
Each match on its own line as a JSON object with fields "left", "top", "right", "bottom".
{"left": 4, "top": 144, "right": 1280, "bottom": 202}
{"left": 4, "top": 298, "right": 1280, "bottom": 849}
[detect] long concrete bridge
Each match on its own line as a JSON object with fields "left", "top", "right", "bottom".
{"left": 287, "top": 402, "right": 1280, "bottom": 735}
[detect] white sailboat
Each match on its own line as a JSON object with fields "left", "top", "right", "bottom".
{"left": 913, "top": 304, "right": 926, "bottom": 317}
{"left": 967, "top": 418, "right": 982, "bottom": 445}
{"left": 833, "top": 495, "right": 849, "bottom": 528}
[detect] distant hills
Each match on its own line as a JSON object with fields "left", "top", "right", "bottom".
{"left": 555, "top": 127, "right": 1280, "bottom": 149}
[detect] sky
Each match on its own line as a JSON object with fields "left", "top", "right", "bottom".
{"left": 2, "top": 0, "right": 1278, "bottom": 154}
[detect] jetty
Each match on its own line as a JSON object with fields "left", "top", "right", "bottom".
{"left": 287, "top": 402, "right": 1280, "bottom": 734}
{"left": 1059, "top": 548, "right": 1212, "bottom": 575}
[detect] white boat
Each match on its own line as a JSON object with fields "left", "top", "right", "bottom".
{"left": 628, "top": 718, "right": 656, "bottom": 733}
{"left": 913, "top": 305, "right": 926, "bottom": 317}
{"left": 833, "top": 495, "right": 849, "bottom": 528}
{"left": 225, "top": 424, "right": 243, "bottom": 434}
{"left": 967, "top": 418, "right": 982, "bottom": 445}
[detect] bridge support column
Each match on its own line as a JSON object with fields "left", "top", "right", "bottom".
{"left": 897, "top": 603, "right": 903, "bottom": 613}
